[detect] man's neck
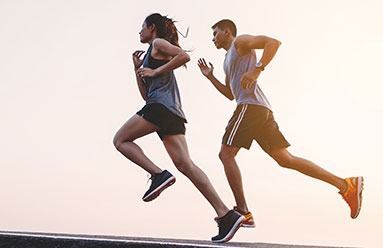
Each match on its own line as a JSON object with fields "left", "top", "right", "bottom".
{"left": 223, "top": 37, "right": 234, "bottom": 51}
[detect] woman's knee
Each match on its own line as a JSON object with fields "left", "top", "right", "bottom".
{"left": 113, "top": 131, "right": 134, "bottom": 150}
{"left": 113, "top": 132, "right": 123, "bottom": 149}
{"left": 113, "top": 139, "right": 124, "bottom": 152}
{"left": 113, "top": 137, "right": 132, "bottom": 152}
{"left": 112, "top": 133, "right": 120, "bottom": 148}
{"left": 173, "top": 158, "right": 193, "bottom": 174}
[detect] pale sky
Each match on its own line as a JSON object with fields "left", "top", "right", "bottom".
{"left": 1, "top": 0, "right": 382, "bottom": 247}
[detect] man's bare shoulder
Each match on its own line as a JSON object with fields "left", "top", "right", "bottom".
{"left": 235, "top": 35, "right": 281, "bottom": 53}
{"left": 234, "top": 34, "right": 254, "bottom": 55}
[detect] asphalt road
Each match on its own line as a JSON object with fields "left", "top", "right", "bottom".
{"left": 0, "top": 231, "right": 355, "bottom": 248}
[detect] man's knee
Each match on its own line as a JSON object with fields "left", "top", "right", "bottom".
{"left": 270, "top": 149, "right": 294, "bottom": 168}
{"left": 219, "top": 148, "right": 237, "bottom": 163}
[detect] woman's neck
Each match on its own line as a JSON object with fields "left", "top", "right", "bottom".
{"left": 148, "top": 32, "right": 159, "bottom": 45}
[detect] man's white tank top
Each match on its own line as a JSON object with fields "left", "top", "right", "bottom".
{"left": 224, "top": 40, "right": 272, "bottom": 111}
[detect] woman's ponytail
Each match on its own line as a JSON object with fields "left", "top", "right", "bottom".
{"left": 144, "top": 13, "right": 183, "bottom": 48}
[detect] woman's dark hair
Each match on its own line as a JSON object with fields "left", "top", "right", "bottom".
{"left": 144, "top": 13, "right": 181, "bottom": 48}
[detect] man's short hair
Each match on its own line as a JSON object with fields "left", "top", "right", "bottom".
{"left": 211, "top": 19, "right": 237, "bottom": 37}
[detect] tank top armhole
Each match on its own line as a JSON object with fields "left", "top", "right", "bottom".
{"left": 230, "top": 40, "right": 238, "bottom": 58}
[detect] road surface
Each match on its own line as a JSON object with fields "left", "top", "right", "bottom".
{"left": 0, "top": 231, "right": 356, "bottom": 248}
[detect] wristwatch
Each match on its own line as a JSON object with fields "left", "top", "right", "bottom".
{"left": 255, "top": 62, "right": 265, "bottom": 71}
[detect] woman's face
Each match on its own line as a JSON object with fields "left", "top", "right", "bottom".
{"left": 139, "top": 22, "right": 153, "bottom": 43}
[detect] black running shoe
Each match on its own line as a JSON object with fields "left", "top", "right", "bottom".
{"left": 142, "top": 170, "right": 175, "bottom": 202}
{"left": 211, "top": 210, "right": 245, "bottom": 243}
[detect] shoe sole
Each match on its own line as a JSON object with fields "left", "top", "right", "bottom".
{"left": 352, "top": 176, "right": 364, "bottom": 219}
{"left": 232, "top": 208, "right": 256, "bottom": 228}
{"left": 242, "top": 216, "right": 255, "bottom": 228}
{"left": 214, "top": 218, "right": 255, "bottom": 228}
{"left": 143, "top": 176, "right": 176, "bottom": 202}
{"left": 242, "top": 223, "right": 256, "bottom": 228}
{"left": 212, "top": 216, "right": 245, "bottom": 243}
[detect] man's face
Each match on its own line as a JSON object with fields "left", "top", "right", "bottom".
{"left": 212, "top": 27, "right": 227, "bottom": 49}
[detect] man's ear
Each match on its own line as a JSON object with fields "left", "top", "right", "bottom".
{"left": 224, "top": 28, "right": 231, "bottom": 37}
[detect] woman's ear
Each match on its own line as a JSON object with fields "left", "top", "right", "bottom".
{"left": 148, "top": 24, "right": 156, "bottom": 32}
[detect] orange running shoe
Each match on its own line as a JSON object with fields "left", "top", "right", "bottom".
{"left": 214, "top": 207, "right": 256, "bottom": 228}
{"left": 340, "top": 176, "right": 364, "bottom": 219}
{"left": 233, "top": 206, "right": 255, "bottom": 228}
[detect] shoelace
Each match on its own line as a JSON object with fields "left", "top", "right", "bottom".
{"left": 146, "top": 174, "right": 154, "bottom": 185}
{"left": 216, "top": 218, "right": 222, "bottom": 228}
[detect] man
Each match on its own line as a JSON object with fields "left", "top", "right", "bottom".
{"left": 197, "top": 19, "right": 363, "bottom": 227}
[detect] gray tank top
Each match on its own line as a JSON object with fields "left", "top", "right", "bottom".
{"left": 224, "top": 40, "right": 272, "bottom": 111}
{"left": 142, "top": 44, "right": 186, "bottom": 121}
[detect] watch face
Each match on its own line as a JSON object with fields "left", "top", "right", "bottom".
{"left": 256, "top": 62, "right": 263, "bottom": 67}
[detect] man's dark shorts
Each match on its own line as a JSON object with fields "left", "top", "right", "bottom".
{"left": 136, "top": 103, "right": 186, "bottom": 140}
{"left": 222, "top": 104, "right": 290, "bottom": 154}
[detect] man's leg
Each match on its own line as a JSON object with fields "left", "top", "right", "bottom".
{"left": 269, "top": 146, "right": 364, "bottom": 218}
{"left": 269, "top": 147, "right": 347, "bottom": 192}
{"left": 218, "top": 144, "right": 249, "bottom": 213}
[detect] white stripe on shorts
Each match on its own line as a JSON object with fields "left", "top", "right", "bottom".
{"left": 227, "top": 104, "right": 248, "bottom": 145}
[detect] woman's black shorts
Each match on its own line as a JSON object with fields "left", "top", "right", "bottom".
{"left": 136, "top": 103, "right": 186, "bottom": 140}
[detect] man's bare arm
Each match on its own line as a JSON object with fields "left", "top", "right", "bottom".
{"left": 209, "top": 74, "right": 234, "bottom": 100}
{"left": 198, "top": 58, "right": 234, "bottom": 100}
{"left": 235, "top": 34, "right": 281, "bottom": 69}
{"left": 234, "top": 35, "right": 281, "bottom": 90}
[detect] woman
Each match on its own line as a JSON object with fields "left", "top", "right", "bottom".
{"left": 113, "top": 13, "right": 244, "bottom": 243}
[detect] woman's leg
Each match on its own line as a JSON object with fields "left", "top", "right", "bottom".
{"left": 162, "top": 134, "right": 229, "bottom": 217}
{"left": 113, "top": 114, "right": 162, "bottom": 174}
